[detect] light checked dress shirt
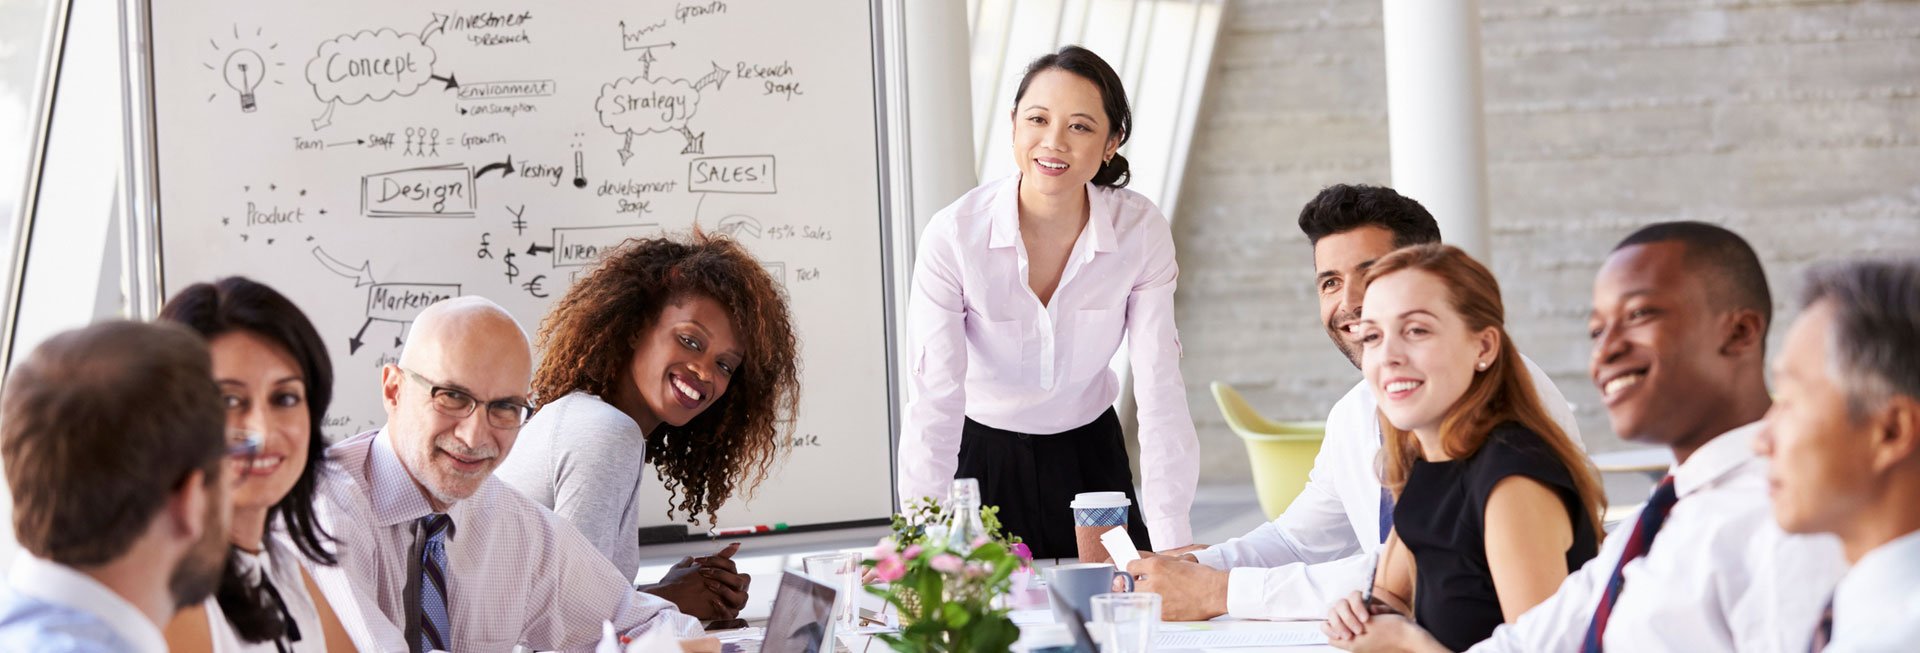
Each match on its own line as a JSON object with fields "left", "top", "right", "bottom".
{"left": 1190, "top": 355, "right": 1578, "bottom": 619}
{"left": 1467, "top": 423, "right": 1847, "bottom": 653}
{"left": 1821, "top": 530, "right": 1920, "bottom": 653}
{"left": 898, "top": 173, "right": 1201, "bottom": 549}
{"left": 0, "top": 554, "right": 167, "bottom": 653}
{"left": 306, "top": 429, "right": 700, "bottom": 652}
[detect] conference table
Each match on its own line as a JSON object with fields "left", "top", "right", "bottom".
{"left": 821, "top": 557, "right": 1342, "bottom": 653}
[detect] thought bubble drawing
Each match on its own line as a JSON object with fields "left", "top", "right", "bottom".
{"left": 596, "top": 65, "right": 729, "bottom": 163}
{"left": 596, "top": 77, "right": 701, "bottom": 137}
{"left": 307, "top": 29, "right": 437, "bottom": 106}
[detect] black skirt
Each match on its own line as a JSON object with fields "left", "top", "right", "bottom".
{"left": 957, "top": 408, "right": 1151, "bottom": 559}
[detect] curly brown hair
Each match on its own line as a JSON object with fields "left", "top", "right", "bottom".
{"left": 532, "top": 228, "right": 800, "bottom": 524}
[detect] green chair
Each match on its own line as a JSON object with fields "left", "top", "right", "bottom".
{"left": 1211, "top": 382, "right": 1326, "bottom": 520}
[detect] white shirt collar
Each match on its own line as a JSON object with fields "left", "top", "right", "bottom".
{"left": 1833, "top": 529, "right": 1920, "bottom": 632}
{"left": 7, "top": 555, "right": 168, "bottom": 653}
{"left": 1671, "top": 421, "right": 1762, "bottom": 498}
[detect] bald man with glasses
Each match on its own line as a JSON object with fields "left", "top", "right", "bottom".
{"left": 304, "top": 297, "right": 699, "bottom": 652}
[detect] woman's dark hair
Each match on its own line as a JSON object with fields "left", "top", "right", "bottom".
{"left": 159, "top": 276, "right": 336, "bottom": 643}
{"left": 533, "top": 228, "right": 801, "bottom": 525}
{"left": 1012, "top": 44, "right": 1133, "bottom": 188}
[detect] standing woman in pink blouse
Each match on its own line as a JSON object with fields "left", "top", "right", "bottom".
{"left": 897, "top": 45, "right": 1198, "bottom": 557}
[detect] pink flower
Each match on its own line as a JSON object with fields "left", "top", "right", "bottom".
{"left": 929, "top": 553, "right": 965, "bottom": 574}
{"left": 1011, "top": 542, "right": 1033, "bottom": 562}
{"left": 964, "top": 562, "right": 989, "bottom": 578}
{"left": 871, "top": 537, "right": 897, "bottom": 560}
{"left": 902, "top": 544, "right": 924, "bottom": 561}
{"left": 873, "top": 555, "right": 907, "bottom": 582}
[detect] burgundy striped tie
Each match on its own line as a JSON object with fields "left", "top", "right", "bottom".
{"left": 1580, "top": 476, "right": 1678, "bottom": 652}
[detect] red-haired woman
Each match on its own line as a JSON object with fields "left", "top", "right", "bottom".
{"left": 1324, "top": 244, "right": 1605, "bottom": 652}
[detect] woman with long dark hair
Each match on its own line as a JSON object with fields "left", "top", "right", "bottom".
{"left": 160, "top": 277, "right": 352, "bottom": 652}
{"left": 896, "top": 44, "right": 1200, "bottom": 557}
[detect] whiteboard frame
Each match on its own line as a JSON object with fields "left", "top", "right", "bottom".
{"left": 117, "top": 0, "right": 908, "bottom": 538}
{"left": 1, "top": 0, "right": 77, "bottom": 378}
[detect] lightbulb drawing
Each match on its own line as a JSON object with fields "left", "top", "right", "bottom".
{"left": 224, "top": 49, "right": 265, "bottom": 112}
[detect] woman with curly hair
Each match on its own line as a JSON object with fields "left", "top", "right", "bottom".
{"left": 496, "top": 229, "right": 799, "bottom": 623}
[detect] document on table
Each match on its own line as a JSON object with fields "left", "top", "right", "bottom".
{"left": 1102, "top": 526, "right": 1141, "bottom": 570}
{"left": 1156, "top": 624, "right": 1329, "bottom": 648}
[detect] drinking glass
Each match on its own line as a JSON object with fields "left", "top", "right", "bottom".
{"left": 1091, "top": 592, "right": 1160, "bottom": 653}
{"left": 802, "top": 552, "right": 863, "bottom": 637}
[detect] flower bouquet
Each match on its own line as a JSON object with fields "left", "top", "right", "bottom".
{"left": 864, "top": 496, "right": 1033, "bottom": 653}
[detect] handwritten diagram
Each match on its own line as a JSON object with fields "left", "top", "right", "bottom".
{"left": 151, "top": 1, "right": 896, "bottom": 530}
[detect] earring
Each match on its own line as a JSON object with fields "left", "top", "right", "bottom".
{"left": 1476, "top": 361, "right": 1489, "bottom": 371}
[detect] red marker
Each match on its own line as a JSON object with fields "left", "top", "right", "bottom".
{"left": 709, "top": 522, "right": 789, "bottom": 537}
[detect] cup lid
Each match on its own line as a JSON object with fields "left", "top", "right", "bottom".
{"left": 1070, "top": 492, "right": 1131, "bottom": 509}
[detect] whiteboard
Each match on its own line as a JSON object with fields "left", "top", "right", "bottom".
{"left": 126, "top": 0, "right": 898, "bottom": 535}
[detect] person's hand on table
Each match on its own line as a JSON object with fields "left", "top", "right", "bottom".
{"left": 1121, "top": 555, "right": 1229, "bottom": 621}
{"left": 640, "top": 542, "right": 750, "bottom": 621}
{"left": 1323, "top": 591, "right": 1442, "bottom": 652}
{"left": 1155, "top": 543, "right": 1209, "bottom": 559}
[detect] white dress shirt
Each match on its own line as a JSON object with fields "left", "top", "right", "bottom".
{"left": 1190, "top": 354, "right": 1577, "bottom": 620}
{"left": 898, "top": 173, "right": 1200, "bottom": 549}
{"left": 5, "top": 554, "right": 167, "bottom": 653}
{"left": 1468, "top": 423, "right": 1848, "bottom": 653}
{"left": 202, "top": 538, "right": 329, "bottom": 652}
{"left": 1824, "top": 530, "right": 1920, "bottom": 653}
{"left": 306, "top": 429, "right": 700, "bottom": 652}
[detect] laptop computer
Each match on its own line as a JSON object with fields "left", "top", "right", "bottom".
{"left": 757, "top": 572, "right": 839, "bottom": 653}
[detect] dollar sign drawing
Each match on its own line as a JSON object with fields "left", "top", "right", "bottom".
{"left": 503, "top": 251, "right": 520, "bottom": 283}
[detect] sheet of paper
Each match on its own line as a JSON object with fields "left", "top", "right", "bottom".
{"left": 1102, "top": 526, "right": 1141, "bottom": 571}
{"left": 1155, "top": 629, "right": 1329, "bottom": 648}
{"left": 1010, "top": 608, "right": 1057, "bottom": 625}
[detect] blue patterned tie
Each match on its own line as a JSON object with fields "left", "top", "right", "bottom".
{"left": 1580, "top": 477, "right": 1679, "bottom": 653}
{"left": 418, "top": 514, "right": 453, "bottom": 652}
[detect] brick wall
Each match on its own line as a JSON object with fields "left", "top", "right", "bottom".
{"left": 1172, "top": 0, "right": 1920, "bottom": 483}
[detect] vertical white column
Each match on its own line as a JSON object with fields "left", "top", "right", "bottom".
{"left": 902, "top": 0, "right": 978, "bottom": 239}
{"left": 1381, "top": 0, "right": 1490, "bottom": 260}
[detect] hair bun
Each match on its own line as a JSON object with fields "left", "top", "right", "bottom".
{"left": 1092, "top": 153, "right": 1130, "bottom": 189}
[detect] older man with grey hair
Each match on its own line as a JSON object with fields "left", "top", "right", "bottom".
{"left": 1755, "top": 259, "right": 1920, "bottom": 652}
{"left": 305, "top": 297, "right": 699, "bottom": 652}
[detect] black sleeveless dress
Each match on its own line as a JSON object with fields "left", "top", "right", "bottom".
{"left": 1393, "top": 421, "right": 1598, "bottom": 651}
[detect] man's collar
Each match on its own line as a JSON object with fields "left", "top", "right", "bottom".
{"left": 1672, "top": 421, "right": 1762, "bottom": 497}
{"left": 369, "top": 428, "right": 440, "bottom": 528}
{"left": 7, "top": 555, "right": 167, "bottom": 653}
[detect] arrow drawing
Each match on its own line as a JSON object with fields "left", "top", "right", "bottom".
{"left": 617, "top": 134, "right": 636, "bottom": 165}
{"left": 417, "top": 13, "right": 448, "bottom": 45}
{"left": 692, "top": 61, "right": 730, "bottom": 92}
{"left": 312, "top": 246, "right": 376, "bottom": 287}
{"left": 429, "top": 72, "right": 459, "bottom": 91}
{"left": 676, "top": 127, "right": 706, "bottom": 155}
{"left": 526, "top": 242, "right": 553, "bottom": 255}
{"left": 348, "top": 317, "right": 374, "bottom": 354}
{"left": 476, "top": 156, "right": 516, "bottom": 179}
{"left": 310, "top": 100, "right": 337, "bottom": 131}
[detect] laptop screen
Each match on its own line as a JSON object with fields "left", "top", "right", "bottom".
{"left": 759, "top": 572, "right": 839, "bottom": 653}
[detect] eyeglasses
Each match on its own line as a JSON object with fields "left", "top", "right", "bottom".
{"left": 226, "top": 428, "right": 263, "bottom": 478}
{"left": 399, "top": 367, "right": 534, "bottom": 429}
